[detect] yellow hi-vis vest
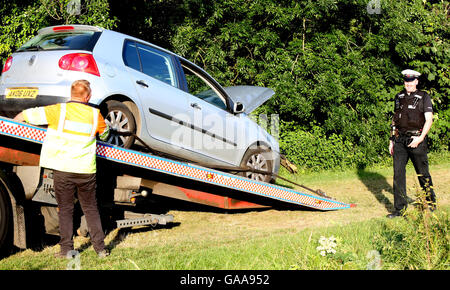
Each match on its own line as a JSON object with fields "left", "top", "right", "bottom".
{"left": 23, "top": 102, "right": 110, "bottom": 173}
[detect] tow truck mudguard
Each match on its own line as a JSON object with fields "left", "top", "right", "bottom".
{"left": 0, "top": 116, "right": 353, "bottom": 211}
{"left": 0, "top": 169, "right": 27, "bottom": 249}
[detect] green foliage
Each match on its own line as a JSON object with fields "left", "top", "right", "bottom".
{"left": 0, "top": 2, "right": 49, "bottom": 61}
{"left": 279, "top": 124, "right": 365, "bottom": 171}
{"left": 375, "top": 209, "right": 450, "bottom": 269}
{"left": 0, "top": 0, "right": 117, "bottom": 65}
{"left": 169, "top": 0, "right": 449, "bottom": 170}
{"left": 1, "top": 0, "right": 448, "bottom": 170}
{"left": 375, "top": 180, "right": 450, "bottom": 270}
{"left": 108, "top": 0, "right": 186, "bottom": 48}
{"left": 39, "top": 0, "right": 117, "bottom": 28}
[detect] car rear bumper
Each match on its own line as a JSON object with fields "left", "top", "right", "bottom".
{"left": 0, "top": 94, "right": 69, "bottom": 118}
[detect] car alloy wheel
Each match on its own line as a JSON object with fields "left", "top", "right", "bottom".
{"left": 246, "top": 153, "right": 270, "bottom": 181}
{"left": 104, "top": 100, "right": 136, "bottom": 148}
{"left": 240, "top": 147, "right": 274, "bottom": 183}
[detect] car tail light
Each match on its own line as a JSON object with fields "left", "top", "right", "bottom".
{"left": 53, "top": 26, "right": 74, "bottom": 32}
{"left": 58, "top": 53, "right": 100, "bottom": 76}
{"left": 2, "top": 56, "right": 13, "bottom": 73}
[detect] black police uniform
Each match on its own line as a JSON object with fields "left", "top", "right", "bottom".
{"left": 391, "top": 89, "right": 436, "bottom": 214}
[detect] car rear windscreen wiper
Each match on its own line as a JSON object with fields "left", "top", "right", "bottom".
{"left": 18, "top": 45, "right": 44, "bottom": 51}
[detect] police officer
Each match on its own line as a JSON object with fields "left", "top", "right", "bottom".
{"left": 388, "top": 69, "right": 436, "bottom": 218}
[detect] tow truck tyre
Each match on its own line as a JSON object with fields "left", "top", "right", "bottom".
{"left": 105, "top": 100, "right": 136, "bottom": 148}
{"left": 0, "top": 175, "right": 13, "bottom": 256}
{"left": 239, "top": 146, "right": 274, "bottom": 183}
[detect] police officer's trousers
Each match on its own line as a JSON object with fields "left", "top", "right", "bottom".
{"left": 393, "top": 136, "right": 436, "bottom": 212}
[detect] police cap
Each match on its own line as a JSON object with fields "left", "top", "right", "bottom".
{"left": 401, "top": 69, "right": 421, "bottom": 82}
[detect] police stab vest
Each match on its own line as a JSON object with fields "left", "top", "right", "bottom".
{"left": 393, "top": 90, "right": 426, "bottom": 132}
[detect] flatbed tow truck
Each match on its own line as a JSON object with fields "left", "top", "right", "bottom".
{"left": 0, "top": 115, "right": 353, "bottom": 254}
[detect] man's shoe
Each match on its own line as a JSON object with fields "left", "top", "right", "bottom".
{"left": 97, "top": 249, "right": 110, "bottom": 258}
{"left": 386, "top": 212, "right": 402, "bottom": 219}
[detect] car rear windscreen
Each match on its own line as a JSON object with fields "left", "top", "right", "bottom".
{"left": 17, "top": 31, "right": 101, "bottom": 52}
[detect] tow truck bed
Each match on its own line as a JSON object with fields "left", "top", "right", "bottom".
{"left": 0, "top": 116, "right": 352, "bottom": 211}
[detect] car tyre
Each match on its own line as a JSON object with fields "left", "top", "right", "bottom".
{"left": 105, "top": 100, "right": 136, "bottom": 148}
{"left": 239, "top": 146, "right": 274, "bottom": 183}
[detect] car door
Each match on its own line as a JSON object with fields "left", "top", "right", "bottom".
{"left": 180, "top": 64, "right": 244, "bottom": 165}
{"left": 122, "top": 40, "right": 192, "bottom": 149}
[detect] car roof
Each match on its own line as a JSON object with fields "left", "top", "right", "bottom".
{"left": 37, "top": 24, "right": 229, "bottom": 99}
{"left": 39, "top": 25, "right": 206, "bottom": 69}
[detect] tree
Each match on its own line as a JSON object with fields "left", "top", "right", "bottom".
{"left": 2, "top": 0, "right": 448, "bottom": 170}
{"left": 169, "top": 0, "right": 449, "bottom": 169}
{"left": 0, "top": 0, "right": 117, "bottom": 66}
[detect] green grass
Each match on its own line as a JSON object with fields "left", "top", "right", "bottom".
{"left": 277, "top": 150, "right": 450, "bottom": 186}
{"left": 0, "top": 153, "right": 449, "bottom": 270}
{"left": 1, "top": 206, "right": 448, "bottom": 270}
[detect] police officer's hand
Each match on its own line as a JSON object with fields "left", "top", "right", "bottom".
{"left": 408, "top": 136, "right": 423, "bottom": 148}
{"left": 389, "top": 141, "right": 394, "bottom": 156}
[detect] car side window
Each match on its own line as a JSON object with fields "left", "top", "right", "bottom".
{"left": 123, "top": 41, "right": 141, "bottom": 71}
{"left": 182, "top": 66, "right": 228, "bottom": 111}
{"left": 136, "top": 43, "right": 177, "bottom": 87}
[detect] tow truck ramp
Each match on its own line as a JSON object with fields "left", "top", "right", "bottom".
{"left": 0, "top": 116, "right": 353, "bottom": 211}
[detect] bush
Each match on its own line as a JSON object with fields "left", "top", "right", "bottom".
{"left": 375, "top": 192, "right": 450, "bottom": 270}
{"left": 168, "top": 0, "right": 449, "bottom": 170}
{"left": 279, "top": 125, "right": 365, "bottom": 171}
{"left": 1, "top": 0, "right": 448, "bottom": 170}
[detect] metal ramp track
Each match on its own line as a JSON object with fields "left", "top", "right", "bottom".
{"left": 0, "top": 116, "right": 353, "bottom": 211}
{"left": 116, "top": 212, "right": 174, "bottom": 229}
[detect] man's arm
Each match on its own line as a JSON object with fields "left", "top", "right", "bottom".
{"left": 14, "top": 106, "right": 51, "bottom": 125}
{"left": 408, "top": 112, "right": 433, "bottom": 148}
{"left": 97, "top": 113, "right": 110, "bottom": 141}
{"left": 14, "top": 112, "right": 25, "bottom": 122}
{"left": 389, "top": 117, "right": 396, "bottom": 156}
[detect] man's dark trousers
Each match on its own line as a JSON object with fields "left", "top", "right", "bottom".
{"left": 53, "top": 170, "right": 105, "bottom": 254}
{"left": 393, "top": 136, "right": 436, "bottom": 212}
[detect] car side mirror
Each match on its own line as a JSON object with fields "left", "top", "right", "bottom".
{"left": 233, "top": 101, "right": 245, "bottom": 114}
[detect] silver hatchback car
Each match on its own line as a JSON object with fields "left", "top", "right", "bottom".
{"left": 0, "top": 25, "right": 280, "bottom": 182}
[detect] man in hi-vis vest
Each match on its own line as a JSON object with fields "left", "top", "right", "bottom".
{"left": 15, "top": 80, "right": 110, "bottom": 258}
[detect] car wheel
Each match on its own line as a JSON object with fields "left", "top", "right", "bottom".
{"left": 239, "top": 147, "right": 274, "bottom": 183}
{"left": 105, "top": 100, "right": 136, "bottom": 148}
{"left": 0, "top": 180, "right": 13, "bottom": 257}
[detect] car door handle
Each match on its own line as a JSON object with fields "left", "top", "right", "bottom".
{"left": 190, "top": 103, "right": 201, "bottom": 110}
{"left": 136, "top": 80, "right": 148, "bottom": 88}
